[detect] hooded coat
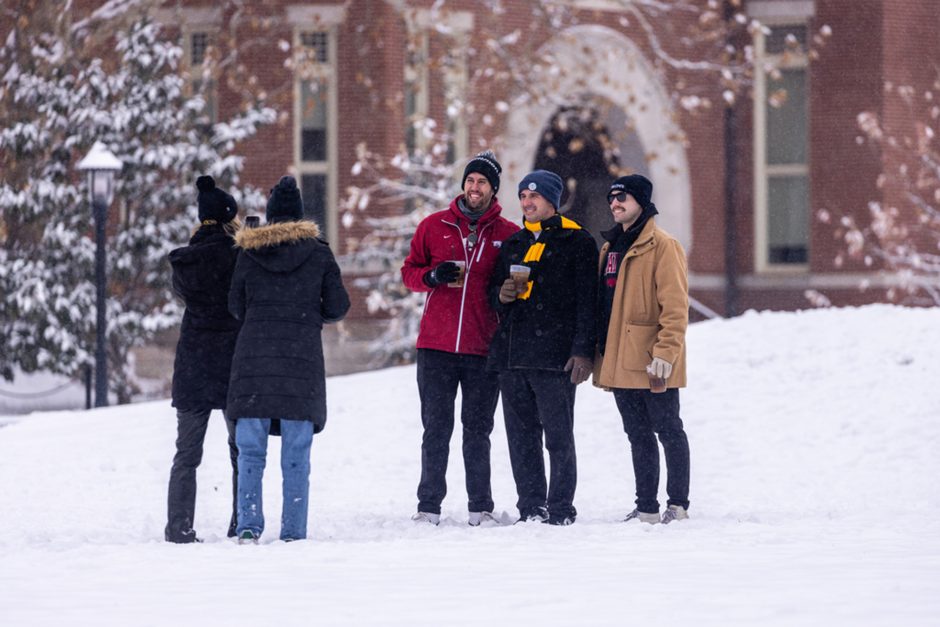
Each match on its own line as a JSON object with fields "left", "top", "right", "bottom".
{"left": 592, "top": 218, "right": 688, "bottom": 389}
{"left": 169, "top": 225, "right": 242, "bottom": 410}
{"left": 226, "top": 221, "right": 350, "bottom": 432}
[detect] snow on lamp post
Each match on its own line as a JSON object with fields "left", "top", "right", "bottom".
{"left": 77, "top": 142, "right": 122, "bottom": 408}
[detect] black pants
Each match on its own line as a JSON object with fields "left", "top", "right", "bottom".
{"left": 498, "top": 369, "right": 577, "bottom": 520}
{"left": 165, "top": 408, "right": 238, "bottom": 542}
{"left": 612, "top": 388, "right": 690, "bottom": 513}
{"left": 416, "top": 349, "right": 499, "bottom": 515}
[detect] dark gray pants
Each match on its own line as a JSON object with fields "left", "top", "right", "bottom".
{"left": 165, "top": 408, "right": 238, "bottom": 542}
{"left": 416, "top": 349, "right": 499, "bottom": 515}
{"left": 612, "top": 388, "right": 690, "bottom": 514}
{"left": 498, "top": 369, "right": 578, "bottom": 521}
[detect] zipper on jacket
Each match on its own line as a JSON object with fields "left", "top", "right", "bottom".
{"left": 445, "top": 217, "right": 497, "bottom": 354}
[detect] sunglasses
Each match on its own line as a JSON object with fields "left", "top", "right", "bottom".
{"left": 607, "top": 191, "right": 629, "bottom": 204}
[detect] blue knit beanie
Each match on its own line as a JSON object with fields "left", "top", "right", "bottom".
{"left": 518, "top": 170, "right": 563, "bottom": 210}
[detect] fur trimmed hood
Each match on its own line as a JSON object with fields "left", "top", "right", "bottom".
{"left": 234, "top": 220, "right": 324, "bottom": 274}
{"left": 235, "top": 220, "right": 321, "bottom": 250}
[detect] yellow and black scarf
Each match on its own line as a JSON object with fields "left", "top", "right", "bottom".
{"left": 516, "top": 214, "right": 582, "bottom": 300}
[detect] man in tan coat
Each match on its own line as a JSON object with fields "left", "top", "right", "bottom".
{"left": 592, "top": 174, "right": 691, "bottom": 524}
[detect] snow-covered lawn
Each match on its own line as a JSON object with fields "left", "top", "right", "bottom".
{"left": 1, "top": 305, "right": 938, "bottom": 626}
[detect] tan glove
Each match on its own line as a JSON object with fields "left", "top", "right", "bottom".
{"left": 498, "top": 278, "right": 519, "bottom": 304}
{"left": 564, "top": 356, "right": 593, "bottom": 385}
{"left": 647, "top": 357, "right": 673, "bottom": 380}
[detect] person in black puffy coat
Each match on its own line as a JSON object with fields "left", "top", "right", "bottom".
{"left": 166, "top": 175, "right": 242, "bottom": 543}
{"left": 227, "top": 175, "right": 350, "bottom": 543}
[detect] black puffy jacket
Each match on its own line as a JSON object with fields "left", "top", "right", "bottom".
{"left": 169, "top": 225, "right": 242, "bottom": 410}
{"left": 227, "top": 221, "right": 350, "bottom": 432}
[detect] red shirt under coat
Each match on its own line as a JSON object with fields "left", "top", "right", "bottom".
{"left": 401, "top": 195, "right": 519, "bottom": 356}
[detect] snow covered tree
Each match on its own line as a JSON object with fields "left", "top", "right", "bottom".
{"left": 0, "top": 7, "right": 274, "bottom": 401}
{"left": 821, "top": 78, "right": 940, "bottom": 306}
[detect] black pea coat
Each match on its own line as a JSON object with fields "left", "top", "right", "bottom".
{"left": 226, "top": 220, "right": 350, "bottom": 433}
{"left": 486, "top": 214, "right": 598, "bottom": 372}
{"left": 169, "top": 225, "right": 242, "bottom": 410}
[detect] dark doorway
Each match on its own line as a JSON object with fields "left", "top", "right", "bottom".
{"left": 533, "top": 103, "right": 646, "bottom": 243}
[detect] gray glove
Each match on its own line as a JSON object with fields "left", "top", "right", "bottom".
{"left": 564, "top": 356, "right": 593, "bottom": 385}
{"left": 647, "top": 357, "right": 673, "bottom": 379}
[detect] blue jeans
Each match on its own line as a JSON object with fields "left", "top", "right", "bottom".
{"left": 236, "top": 418, "right": 314, "bottom": 541}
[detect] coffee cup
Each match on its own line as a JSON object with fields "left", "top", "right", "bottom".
{"left": 646, "top": 366, "right": 667, "bottom": 394}
{"left": 449, "top": 260, "right": 466, "bottom": 288}
{"left": 509, "top": 264, "right": 530, "bottom": 293}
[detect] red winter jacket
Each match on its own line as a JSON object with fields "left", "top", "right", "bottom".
{"left": 401, "top": 196, "right": 519, "bottom": 356}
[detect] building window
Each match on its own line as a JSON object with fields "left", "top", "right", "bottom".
{"left": 295, "top": 30, "right": 336, "bottom": 239}
{"left": 403, "top": 11, "right": 471, "bottom": 176}
{"left": 754, "top": 23, "right": 810, "bottom": 269}
{"left": 404, "top": 37, "right": 426, "bottom": 156}
{"left": 186, "top": 30, "right": 216, "bottom": 124}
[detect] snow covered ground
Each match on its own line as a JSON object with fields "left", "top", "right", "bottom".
{"left": 1, "top": 305, "right": 938, "bottom": 626}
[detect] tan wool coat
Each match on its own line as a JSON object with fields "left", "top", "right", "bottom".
{"left": 592, "top": 218, "right": 689, "bottom": 390}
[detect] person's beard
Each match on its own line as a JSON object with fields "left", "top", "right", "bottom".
{"left": 465, "top": 193, "right": 490, "bottom": 211}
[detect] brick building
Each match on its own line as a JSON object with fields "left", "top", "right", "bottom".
{"left": 139, "top": 0, "right": 937, "bottom": 321}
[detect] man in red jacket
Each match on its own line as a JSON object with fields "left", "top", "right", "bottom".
{"left": 401, "top": 150, "right": 519, "bottom": 526}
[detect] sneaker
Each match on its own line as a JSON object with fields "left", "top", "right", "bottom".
{"left": 468, "top": 511, "right": 500, "bottom": 527}
{"left": 623, "top": 508, "right": 660, "bottom": 524}
{"left": 516, "top": 506, "right": 549, "bottom": 524}
{"left": 237, "top": 529, "right": 259, "bottom": 545}
{"left": 545, "top": 514, "right": 576, "bottom": 526}
{"left": 411, "top": 511, "right": 441, "bottom": 526}
{"left": 661, "top": 505, "right": 689, "bottom": 524}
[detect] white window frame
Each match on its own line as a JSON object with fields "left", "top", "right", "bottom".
{"left": 405, "top": 10, "right": 472, "bottom": 165}
{"left": 293, "top": 26, "right": 339, "bottom": 244}
{"left": 403, "top": 27, "right": 431, "bottom": 155}
{"left": 181, "top": 28, "right": 217, "bottom": 123}
{"left": 153, "top": 7, "right": 222, "bottom": 124}
{"left": 753, "top": 17, "right": 811, "bottom": 273}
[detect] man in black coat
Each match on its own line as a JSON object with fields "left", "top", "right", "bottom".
{"left": 227, "top": 175, "right": 350, "bottom": 543}
{"left": 487, "top": 170, "right": 598, "bottom": 526}
{"left": 166, "top": 175, "right": 241, "bottom": 543}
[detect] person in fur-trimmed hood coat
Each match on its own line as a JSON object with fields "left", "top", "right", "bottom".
{"left": 227, "top": 175, "right": 349, "bottom": 543}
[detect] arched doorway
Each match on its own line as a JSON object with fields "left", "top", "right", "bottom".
{"left": 532, "top": 101, "right": 649, "bottom": 243}
{"left": 497, "top": 24, "right": 691, "bottom": 252}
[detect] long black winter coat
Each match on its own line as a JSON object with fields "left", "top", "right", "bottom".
{"left": 169, "top": 225, "right": 242, "bottom": 410}
{"left": 226, "top": 220, "right": 350, "bottom": 432}
{"left": 487, "top": 214, "right": 598, "bottom": 371}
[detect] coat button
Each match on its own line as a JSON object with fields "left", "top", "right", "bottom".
{"left": 536, "top": 303, "right": 543, "bottom": 311}
{"left": 535, "top": 329, "right": 542, "bottom": 337}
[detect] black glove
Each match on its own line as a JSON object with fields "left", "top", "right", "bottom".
{"left": 423, "top": 261, "right": 461, "bottom": 287}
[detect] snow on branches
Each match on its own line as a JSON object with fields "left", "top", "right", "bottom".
{"left": 0, "top": 10, "right": 274, "bottom": 400}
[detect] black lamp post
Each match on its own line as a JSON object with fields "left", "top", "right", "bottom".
{"left": 77, "top": 142, "right": 122, "bottom": 408}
